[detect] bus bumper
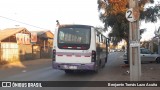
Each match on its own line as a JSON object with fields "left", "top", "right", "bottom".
{"left": 52, "top": 61, "right": 95, "bottom": 70}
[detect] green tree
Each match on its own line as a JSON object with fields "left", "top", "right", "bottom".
{"left": 122, "top": 45, "right": 125, "bottom": 51}
{"left": 97, "top": 0, "right": 160, "bottom": 45}
{"left": 141, "top": 41, "right": 150, "bottom": 48}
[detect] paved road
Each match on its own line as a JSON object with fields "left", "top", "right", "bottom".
{"left": 0, "top": 52, "right": 160, "bottom": 90}
{"left": 0, "top": 52, "right": 128, "bottom": 81}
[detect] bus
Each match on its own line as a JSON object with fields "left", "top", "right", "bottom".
{"left": 52, "top": 24, "right": 109, "bottom": 73}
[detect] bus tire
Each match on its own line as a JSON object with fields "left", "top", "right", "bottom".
{"left": 105, "top": 57, "right": 108, "bottom": 63}
{"left": 64, "top": 70, "right": 74, "bottom": 74}
{"left": 102, "top": 63, "right": 105, "bottom": 68}
{"left": 93, "top": 68, "right": 98, "bottom": 73}
{"left": 93, "top": 62, "right": 100, "bottom": 73}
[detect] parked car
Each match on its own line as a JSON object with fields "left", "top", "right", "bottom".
{"left": 110, "top": 49, "right": 115, "bottom": 53}
{"left": 123, "top": 48, "right": 160, "bottom": 64}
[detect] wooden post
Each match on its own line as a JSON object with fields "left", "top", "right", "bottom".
{"left": 129, "top": 0, "right": 141, "bottom": 81}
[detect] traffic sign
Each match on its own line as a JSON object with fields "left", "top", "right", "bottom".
{"left": 126, "top": 8, "right": 140, "bottom": 22}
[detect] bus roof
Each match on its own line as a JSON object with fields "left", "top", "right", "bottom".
{"left": 58, "top": 24, "right": 93, "bottom": 28}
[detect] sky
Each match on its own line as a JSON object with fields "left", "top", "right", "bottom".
{"left": 0, "top": 0, "right": 159, "bottom": 41}
{"left": 0, "top": 0, "right": 103, "bottom": 30}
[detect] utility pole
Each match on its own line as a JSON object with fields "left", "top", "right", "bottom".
{"left": 128, "top": 0, "right": 141, "bottom": 81}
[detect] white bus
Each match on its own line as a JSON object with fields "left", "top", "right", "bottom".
{"left": 52, "top": 24, "right": 109, "bottom": 73}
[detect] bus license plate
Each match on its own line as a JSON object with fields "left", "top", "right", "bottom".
{"left": 63, "top": 65, "right": 77, "bottom": 69}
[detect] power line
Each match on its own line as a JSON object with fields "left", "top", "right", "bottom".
{"left": 0, "top": 16, "right": 49, "bottom": 30}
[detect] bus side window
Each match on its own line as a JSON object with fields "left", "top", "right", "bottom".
{"left": 103, "top": 36, "right": 104, "bottom": 43}
{"left": 102, "top": 36, "right": 104, "bottom": 43}
{"left": 96, "top": 33, "right": 99, "bottom": 43}
{"left": 101, "top": 35, "right": 103, "bottom": 43}
{"left": 99, "top": 34, "right": 101, "bottom": 43}
{"left": 104, "top": 38, "right": 106, "bottom": 44}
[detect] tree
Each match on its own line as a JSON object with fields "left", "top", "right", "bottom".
{"left": 141, "top": 40, "right": 150, "bottom": 48}
{"left": 122, "top": 45, "right": 125, "bottom": 51}
{"left": 95, "top": 26, "right": 106, "bottom": 32}
{"left": 97, "top": 0, "right": 160, "bottom": 45}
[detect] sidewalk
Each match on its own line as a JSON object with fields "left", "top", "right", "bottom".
{"left": 0, "top": 59, "right": 52, "bottom": 79}
{"left": 120, "top": 63, "right": 160, "bottom": 81}
{"left": 141, "top": 63, "right": 160, "bottom": 81}
{"left": 0, "top": 59, "right": 52, "bottom": 70}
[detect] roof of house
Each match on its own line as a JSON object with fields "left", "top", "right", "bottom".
{"left": 30, "top": 30, "right": 54, "bottom": 39}
{"left": 0, "top": 27, "right": 30, "bottom": 41}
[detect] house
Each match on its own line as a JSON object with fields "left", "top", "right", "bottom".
{"left": 151, "top": 26, "right": 160, "bottom": 54}
{"left": 30, "top": 30, "right": 54, "bottom": 59}
{"left": 0, "top": 28, "right": 32, "bottom": 64}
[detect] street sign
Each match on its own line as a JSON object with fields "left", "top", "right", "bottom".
{"left": 130, "top": 41, "right": 140, "bottom": 47}
{"left": 126, "top": 8, "right": 140, "bottom": 22}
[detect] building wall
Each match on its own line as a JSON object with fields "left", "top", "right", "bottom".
{"left": 19, "top": 44, "right": 33, "bottom": 60}
{"left": 37, "top": 38, "right": 53, "bottom": 59}
{"left": 0, "top": 30, "right": 54, "bottom": 64}
{"left": 40, "top": 46, "right": 52, "bottom": 58}
{"left": 32, "top": 45, "right": 40, "bottom": 59}
{"left": 0, "top": 42, "right": 19, "bottom": 63}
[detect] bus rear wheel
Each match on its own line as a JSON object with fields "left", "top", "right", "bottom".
{"left": 93, "top": 63, "right": 99, "bottom": 73}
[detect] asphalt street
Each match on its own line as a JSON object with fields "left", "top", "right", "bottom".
{"left": 0, "top": 52, "right": 160, "bottom": 90}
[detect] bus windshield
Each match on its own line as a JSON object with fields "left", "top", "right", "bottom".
{"left": 57, "top": 27, "right": 91, "bottom": 50}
